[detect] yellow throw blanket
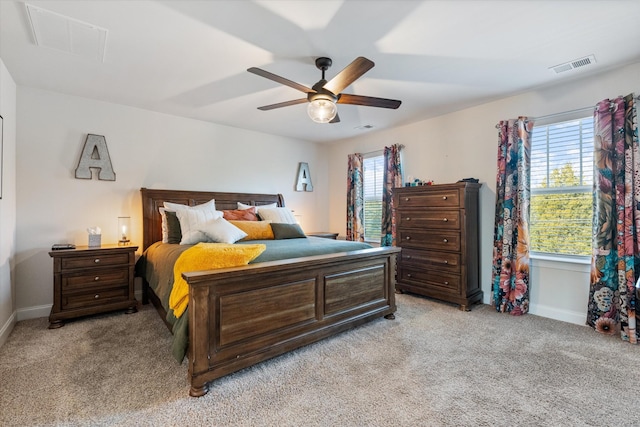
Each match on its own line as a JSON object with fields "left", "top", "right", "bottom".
{"left": 169, "top": 242, "right": 266, "bottom": 318}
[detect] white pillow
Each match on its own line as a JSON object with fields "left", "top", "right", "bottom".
{"left": 237, "top": 202, "right": 277, "bottom": 212}
{"left": 174, "top": 204, "right": 223, "bottom": 245}
{"left": 165, "top": 198, "right": 216, "bottom": 212}
{"left": 198, "top": 218, "right": 247, "bottom": 244}
{"left": 257, "top": 207, "right": 297, "bottom": 224}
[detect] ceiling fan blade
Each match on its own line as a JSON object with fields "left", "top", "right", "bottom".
{"left": 247, "top": 67, "right": 314, "bottom": 94}
{"left": 323, "top": 57, "right": 374, "bottom": 95}
{"left": 338, "top": 94, "right": 401, "bottom": 109}
{"left": 257, "top": 98, "right": 308, "bottom": 111}
{"left": 329, "top": 113, "right": 340, "bottom": 124}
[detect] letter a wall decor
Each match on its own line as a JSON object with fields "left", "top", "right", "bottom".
{"left": 295, "top": 162, "right": 313, "bottom": 191}
{"left": 75, "top": 134, "right": 116, "bottom": 181}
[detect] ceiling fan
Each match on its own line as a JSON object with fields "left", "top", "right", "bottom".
{"left": 247, "top": 56, "right": 401, "bottom": 124}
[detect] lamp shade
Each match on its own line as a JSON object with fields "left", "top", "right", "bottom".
{"left": 307, "top": 98, "right": 337, "bottom": 123}
{"left": 118, "top": 216, "right": 131, "bottom": 245}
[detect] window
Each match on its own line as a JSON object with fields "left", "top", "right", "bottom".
{"left": 530, "top": 114, "right": 594, "bottom": 257}
{"left": 363, "top": 152, "right": 384, "bottom": 243}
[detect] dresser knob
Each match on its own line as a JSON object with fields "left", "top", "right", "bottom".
{"left": 406, "top": 236, "right": 411, "bottom": 240}
{"left": 442, "top": 196, "right": 447, "bottom": 200}
{"left": 407, "top": 273, "right": 412, "bottom": 278}
{"left": 94, "top": 294, "right": 100, "bottom": 299}
{"left": 94, "top": 276, "right": 100, "bottom": 281}
{"left": 443, "top": 218, "right": 448, "bottom": 222}
{"left": 406, "top": 217, "right": 411, "bottom": 221}
{"left": 94, "top": 258, "right": 100, "bottom": 263}
{"left": 443, "top": 260, "right": 448, "bottom": 264}
{"left": 444, "top": 281, "right": 449, "bottom": 285}
{"left": 406, "top": 255, "right": 411, "bottom": 259}
{"left": 405, "top": 197, "right": 410, "bottom": 201}
{"left": 443, "top": 238, "right": 448, "bottom": 243}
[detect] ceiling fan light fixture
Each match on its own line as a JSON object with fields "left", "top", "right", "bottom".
{"left": 307, "top": 97, "right": 337, "bottom": 123}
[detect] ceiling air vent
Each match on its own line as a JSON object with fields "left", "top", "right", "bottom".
{"left": 549, "top": 55, "right": 596, "bottom": 74}
{"left": 25, "top": 3, "right": 108, "bottom": 62}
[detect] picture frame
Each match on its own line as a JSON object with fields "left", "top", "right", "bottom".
{"left": 0, "top": 114, "right": 3, "bottom": 199}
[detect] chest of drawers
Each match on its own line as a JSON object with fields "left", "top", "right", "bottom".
{"left": 393, "top": 182, "right": 482, "bottom": 310}
{"left": 48, "top": 244, "right": 138, "bottom": 328}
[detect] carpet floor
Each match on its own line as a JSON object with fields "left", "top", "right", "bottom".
{"left": 1, "top": 294, "right": 639, "bottom": 426}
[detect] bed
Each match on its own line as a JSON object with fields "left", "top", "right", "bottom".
{"left": 137, "top": 188, "right": 400, "bottom": 397}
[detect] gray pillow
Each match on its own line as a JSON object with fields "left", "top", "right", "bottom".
{"left": 165, "top": 211, "right": 182, "bottom": 244}
{"left": 271, "top": 223, "right": 306, "bottom": 239}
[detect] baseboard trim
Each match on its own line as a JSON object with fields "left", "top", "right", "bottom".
{"left": 0, "top": 311, "right": 17, "bottom": 348}
{"left": 17, "top": 304, "right": 51, "bottom": 321}
{"left": 15, "top": 290, "right": 144, "bottom": 323}
{"left": 529, "top": 303, "right": 586, "bottom": 326}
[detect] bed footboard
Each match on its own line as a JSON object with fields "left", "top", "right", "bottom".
{"left": 183, "top": 246, "right": 400, "bottom": 397}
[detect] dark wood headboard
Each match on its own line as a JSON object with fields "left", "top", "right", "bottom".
{"left": 140, "top": 188, "right": 285, "bottom": 251}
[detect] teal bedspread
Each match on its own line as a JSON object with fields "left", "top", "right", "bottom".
{"left": 136, "top": 237, "right": 372, "bottom": 362}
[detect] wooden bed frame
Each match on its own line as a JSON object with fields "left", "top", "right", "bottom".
{"left": 139, "top": 188, "right": 400, "bottom": 397}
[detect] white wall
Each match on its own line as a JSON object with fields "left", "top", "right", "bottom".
{"left": 327, "top": 61, "right": 640, "bottom": 325}
{"left": 0, "top": 57, "right": 17, "bottom": 347}
{"left": 15, "top": 87, "right": 329, "bottom": 318}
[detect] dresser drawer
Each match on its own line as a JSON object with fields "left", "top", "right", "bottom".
{"left": 400, "top": 248, "right": 461, "bottom": 273}
{"left": 397, "top": 209, "right": 460, "bottom": 230}
{"left": 61, "top": 267, "right": 129, "bottom": 292}
{"left": 61, "top": 286, "right": 130, "bottom": 310}
{"left": 396, "top": 189, "right": 460, "bottom": 208}
{"left": 61, "top": 253, "right": 130, "bottom": 270}
{"left": 397, "top": 229, "right": 460, "bottom": 251}
{"left": 398, "top": 267, "right": 461, "bottom": 293}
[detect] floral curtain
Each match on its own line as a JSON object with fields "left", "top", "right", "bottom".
{"left": 347, "top": 153, "right": 364, "bottom": 242}
{"left": 491, "top": 117, "right": 534, "bottom": 315}
{"left": 380, "top": 144, "right": 403, "bottom": 246}
{"left": 588, "top": 94, "right": 639, "bottom": 344}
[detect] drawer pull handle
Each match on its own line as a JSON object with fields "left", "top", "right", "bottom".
{"left": 405, "top": 197, "right": 410, "bottom": 201}
{"left": 442, "top": 196, "right": 447, "bottom": 200}
{"left": 94, "top": 294, "right": 100, "bottom": 299}
{"left": 94, "top": 276, "right": 100, "bottom": 281}
{"left": 406, "top": 217, "right": 411, "bottom": 221}
{"left": 443, "top": 218, "right": 448, "bottom": 222}
{"left": 406, "top": 255, "right": 412, "bottom": 259}
{"left": 444, "top": 281, "right": 449, "bottom": 285}
{"left": 443, "top": 260, "right": 448, "bottom": 264}
{"left": 94, "top": 258, "right": 100, "bottom": 263}
{"left": 407, "top": 273, "right": 412, "bottom": 278}
{"left": 406, "top": 236, "right": 411, "bottom": 240}
{"left": 443, "top": 238, "right": 448, "bottom": 243}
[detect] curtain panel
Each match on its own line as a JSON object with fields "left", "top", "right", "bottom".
{"left": 346, "top": 153, "right": 364, "bottom": 242}
{"left": 588, "top": 94, "right": 639, "bottom": 344}
{"left": 491, "top": 117, "right": 533, "bottom": 315}
{"left": 380, "top": 144, "right": 403, "bottom": 246}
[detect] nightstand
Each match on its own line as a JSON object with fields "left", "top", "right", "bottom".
{"left": 307, "top": 232, "right": 339, "bottom": 240}
{"left": 48, "top": 244, "right": 138, "bottom": 328}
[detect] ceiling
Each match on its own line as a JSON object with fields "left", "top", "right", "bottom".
{"left": 2, "top": 1, "right": 640, "bottom": 143}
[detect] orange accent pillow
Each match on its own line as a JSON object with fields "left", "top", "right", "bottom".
{"left": 222, "top": 206, "right": 258, "bottom": 221}
{"left": 229, "top": 220, "right": 274, "bottom": 240}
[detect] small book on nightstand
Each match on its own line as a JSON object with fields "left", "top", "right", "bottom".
{"left": 51, "top": 243, "right": 76, "bottom": 250}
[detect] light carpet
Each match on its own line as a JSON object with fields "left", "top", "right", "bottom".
{"left": 1, "top": 294, "right": 639, "bottom": 427}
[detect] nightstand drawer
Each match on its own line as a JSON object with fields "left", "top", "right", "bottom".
{"left": 61, "top": 287, "right": 129, "bottom": 310}
{"left": 397, "top": 209, "right": 460, "bottom": 230}
{"left": 61, "top": 253, "right": 130, "bottom": 270}
{"left": 61, "top": 267, "right": 129, "bottom": 292}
